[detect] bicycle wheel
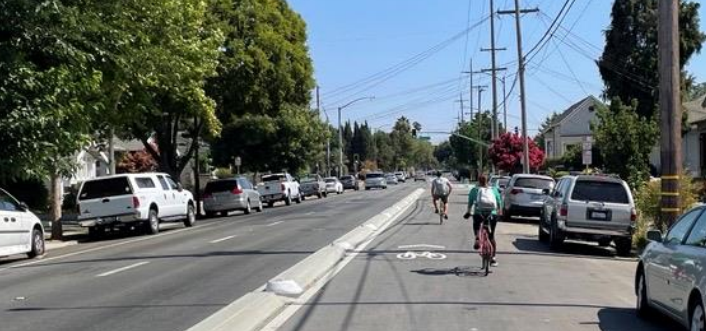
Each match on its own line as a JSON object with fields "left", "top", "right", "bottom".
{"left": 482, "top": 254, "right": 490, "bottom": 276}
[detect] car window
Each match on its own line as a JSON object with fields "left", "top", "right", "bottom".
{"left": 514, "top": 178, "right": 553, "bottom": 190}
{"left": 79, "top": 177, "right": 133, "bottom": 200}
{"left": 262, "top": 174, "right": 286, "bottom": 182}
{"left": 238, "top": 179, "right": 252, "bottom": 190}
{"left": 571, "top": 180, "right": 629, "bottom": 204}
{"left": 325, "top": 178, "right": 336, "bottom": 183}
{"left": 553, "top": 179, "right": 565, "bottom": 197}
{"left": 665, "top": 209, "right": 702, "bottom": 245}
{"left": 0, "top": 189, "right": 21, "bottom": 212}
{"left": 498, "top": 178, "right": 509, "bottom": 188}
{"left": 205, "top": 180, "right": 237, "bottom": 193}
{"left": 135, "top": 177, "right": 157, "bottom": 189}
{"left": 157, "top": 175, "right": 170, "bottom": 191}
{"left": 165, "top": 177, "right": 178, "bottom": 190}
{"left": 685, "top": 210, "right": 706, "bottom": 247}
{"left": 366, "top": 173, "right": 383, "bottom": 179}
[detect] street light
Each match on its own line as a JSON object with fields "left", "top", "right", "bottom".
{"left": 338, "top": 96, "right": 375, "bottom": 175}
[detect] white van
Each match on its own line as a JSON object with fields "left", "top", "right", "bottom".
{"left": 0, "top": 188, "right": 45, "bottom": 259}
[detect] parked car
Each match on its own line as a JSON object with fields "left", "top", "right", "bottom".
{"left": 0, "top": 188, "right": 45, "bottom": 259}
{"left": 258, "top": 173, "right": 302, "bottom": 207}
{"left": 394, "top": 171, "right": 406, "bottom": 183}
{"left": 365, "top": 172, "right": 387, "bottom": 190}
{"left": 636, "top": 205, "right": 706, "bottom": 329}
{"left": 386, "top": 173, "right": 399, "bottom": 185}
{"left": 202, "top": 177, "right": 263, "bottom": 217}
{"left": 77, "top": 173, "right": 196, "bottom": 237}
{"left": 340, "top": 175, "right": 359, "bottom": 191}
{"left": 538, "top": 175, "right": 636, "bottom": 256}
{"left": 502, "top": 174, "right": 555, "bottom": 221}
{"left": 324, "top": 177, "right": 344, "bottom": 195}
{"left": 414, "top": 171, "right": 426, "bottom": 182}
{"left": 299, "top": 174, "right": 327, "bottom": 199}
{"left": 490, "top": 175, "right": 511, "bottom": 194}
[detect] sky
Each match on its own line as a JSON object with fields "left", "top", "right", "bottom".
{"left": 288, "top": 0, "right": 706, "bottom": 143}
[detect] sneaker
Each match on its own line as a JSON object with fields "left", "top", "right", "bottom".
{"left": 491, "top": 258, "right": 499, "bottom": 267}
{"left": 434, "top": 208, "right": 439, "bottom": 214}
{"left": 473, "top": 240, "right": 480, "bottom": 250}
{"left": 444, "top": 214, "right": 449, "bottom": 220}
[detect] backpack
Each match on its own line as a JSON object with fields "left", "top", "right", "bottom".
{"left": 432, "top": 178, "right": 449, "bottom": 196}
{"left": 476, "top": 187, "right": 497, "bottom": 211}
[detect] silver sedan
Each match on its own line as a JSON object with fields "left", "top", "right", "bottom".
{"left": 203, "top": 177, "right": 263, "bottom": 217}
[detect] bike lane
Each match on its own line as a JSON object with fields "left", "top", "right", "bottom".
{"left": 275, "top": 186, "right": 671, "bottom": 331}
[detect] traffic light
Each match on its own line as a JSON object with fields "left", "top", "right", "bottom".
{"left": 514, "top": 126, "right": 519, "bottom": 134}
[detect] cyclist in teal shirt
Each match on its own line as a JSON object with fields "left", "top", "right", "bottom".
{"left": 464, "top": 174, "right": 503, "bottom": 266}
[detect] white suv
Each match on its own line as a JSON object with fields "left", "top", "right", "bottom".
{"left": 77, "top": 173, "right": 196, "bottom": 237}
{"left": 0, "top": 188, "right": 45, "bottom": 259}
{"left": 539, "top": 175, "right": 636, "bottom": 256}
{"left": 503, "top": 174, "right": 555, "bottom": 220}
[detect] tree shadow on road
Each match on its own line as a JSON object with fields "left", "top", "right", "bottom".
{"left": 594, "top": 307, "right": 676, "bottom": 331}
{"left": 512, "top": 238, "right": 636, "bottom": 261}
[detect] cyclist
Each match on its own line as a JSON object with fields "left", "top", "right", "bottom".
{"left": 431, "top": 171, "right": 453, "bottom": 219}
{"left": 464, "top": 174, "right": 503, "bottom": 267}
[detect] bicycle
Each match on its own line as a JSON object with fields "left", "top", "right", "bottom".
{"left": 476, "top": 212, "right": 495, "bottom": 276}
{"left": 434, "top": 198, "right": 447, "bottom": 225}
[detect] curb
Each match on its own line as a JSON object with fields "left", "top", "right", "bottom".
{"left": 45, "top": 240, "right": 79, "bottom": 251}
{"left": 185, "top": 188, "right": 424, "bottom": 331}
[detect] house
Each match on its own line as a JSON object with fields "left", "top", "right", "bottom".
{"left": 650, "top": 94, "right": 706, "bottom": 178}
{"left": 541, "top": 96, "right": 604, "bottom": 159}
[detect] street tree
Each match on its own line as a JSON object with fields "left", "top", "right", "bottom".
{"left": 488, "top": 132, "right": 545, "bottom": 174}
{"left": 534, "top": 112, "right": 559, "bottom": 152}
{"left": 592, "top": 99, "right": 659, "bottom": 188}
{"left": 599, "top": 0, "right": 705, "bottom": 119}
{"left": 449, "top": 112, "right": 493, "bottom": 170}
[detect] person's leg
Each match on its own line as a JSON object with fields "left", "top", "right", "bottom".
{"left": 442, "top": 195, "right": 449, "bottom": 218}
{"left": 472, "top": 214, "right": 482, "bottom": 249}
{"left": 490, "top": 215, "right": 499, "bottom": 265}
{"left": 432, "top": 196, "right": 439, "bottom": 213}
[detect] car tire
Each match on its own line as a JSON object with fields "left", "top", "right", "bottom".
{"left": 636, "top": 269, "right": 653, "bottom": 318}
{"left": 295, "top": 193, "right": 302, "bottom": 204}
{"left": 244, "top": 200, "right": 252, "bottom": 215}
{"left": 89, "top": 225, "right": 106, "bottom": 239}
{"left": 691, "top": 298, "right": 705, "bottom": 331}
{"left": 183, "top": 204, "right": 196, "bottom": 227}
{"left": 285, "top": 194, "right": 292, "bottom": 206}
{"left": 538, "top": 221, "right": 550, "bottom": 243}
{"left": 323, "top": 192, "right": 328, "bottom": 198}
{"left": 146, "top": 209, "right": 159, "bottom": 235}
{"left": 317, "top": 192, "right": 322, "bottom": 199}
{"left": 615, "top": 238, "right": 632, "bottom": 257}
{"left": 549, "top": 217, "right": 564, "bottom": 250}
{"left": 268, "top": 201, "right": 274, "bottom": 208}
{"left": 27, "top": 228, "right": 45, "bottom": 258}
{"left": 257, "top": 200, "right": 264, "bottom": 212}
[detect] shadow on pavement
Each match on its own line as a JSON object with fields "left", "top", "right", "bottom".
{"left": 512, "top": 238, "right": 630, "bottom": 261}
{"left": 594, "top": 307, "right": 675, "bottom": 331}
{"left": 411, "top": 266, "right": 489, "bottom": 277}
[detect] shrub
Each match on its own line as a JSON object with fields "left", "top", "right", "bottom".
{"left": 213, "top": 167, "right": 233, "bottom": 179}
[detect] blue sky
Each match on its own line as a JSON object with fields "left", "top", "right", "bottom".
{"left": 288, "top": 0, "right": 706, "bottom": 143}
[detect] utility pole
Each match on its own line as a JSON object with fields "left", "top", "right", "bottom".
{"left": 502, "top": 75, "right": 508, "bottom": 132}
{"left": 481, "top": 0, "right": 506, "bottom": 140}
{"left": 475, "top": 85, "right": 487, "bottom": 174}
{"left": 499, "top": 2, "right": 539, "bottom": 174}
{"left": 317, "top": 86, "right": 331, "bottom": 176}
{"left": 659, "top": 0, "right": 681, "bottom": 226}
{"left": 462, "top": 60, "right": 475, "bottom": 123}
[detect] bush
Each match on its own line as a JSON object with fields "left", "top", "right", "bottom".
{"left": 214, "top": 167, "right": 233, "bottom": 179}
{"left": 633, "top": 173, "right": 698, "bottom": 250}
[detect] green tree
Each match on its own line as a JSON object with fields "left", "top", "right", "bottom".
{"left": 599, "top": 0, "right": 705, "bottom": 119}
{"left": 434, "top": 141, "right": 454, "bottom": 166}
{"left": 535, "top": 112, "right": 559, "bottom": 151}
{"left": 449, "top": 112, "right": 493, "bottom": 171}
{"left": 390, "top": 117, "right": 415, "bottom": 170}
{"left": 689, "top": 82, "right": 706, "bottom": 100}
{"left": 592, "top": 99, "right": 659, "bottom": 188}
{"left": 373, "top": 131, "right": 395, "bottom": 171}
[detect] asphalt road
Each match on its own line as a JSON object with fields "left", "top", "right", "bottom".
{"left": 0, "top": 182, "right": 419, "bottom": 331}
{"left": 278, "top": 185, "right": 678, "bottom": 331}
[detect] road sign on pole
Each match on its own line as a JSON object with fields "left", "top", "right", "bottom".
{"left": 582, "top": 150, "right": 592, "bottom": 166}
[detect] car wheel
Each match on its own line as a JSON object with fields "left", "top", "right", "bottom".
{"left": 636, "top": 269, "right": 653, "bottom": 318}
{"left": 146, "top": 209, "right": 159, "bottom": 235}
{"left": 317, "top": 192, "right": 322, "bottom": 199}
{"left": 257, "top": 200, "right": 264, "bottom": 212}
{"left": 285, "top": 194, "right": 292, "bottom": 206}
{"left": 615, "top": 238, "right": 632, "bottom": 257}
{"left": 295, "top": 193, "right": 302, "bottom": 204}
{"left": 549, "top": 217, "right": 564, "bottom": 250}
{"left": 538, "top": 221, "right": 550, "bottom": 243}
{"left": 691, "top": 299, "right": 705, "bottom": 331}
{"left": 183, "top": 204, "right": 196, "bottom": 227}
{"left": 323, "top": 192, "right": 328, "bottom": 198}
{"left": 244, "top": 200, "right": 252, "bottom": 215}
{"left": 27, "top": 228, "right": 45, "bottom": 258}
{"left": 268, "top": 201, "right": 274, "bottom": 208}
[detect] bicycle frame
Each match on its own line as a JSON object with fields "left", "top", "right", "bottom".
{"left": 477, "top": 213, "right": 495, "bottom": 275}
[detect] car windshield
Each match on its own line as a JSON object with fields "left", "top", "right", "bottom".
{"left": 571, "top": 180, "right": 629, "bottom": 204}
{"left": 79, "top": 177, "right": 132, "bottom": 200}
{"left": 325, "top": 178, "right": 336, "bottom": 183}
{"left": 366, "top": 173, "right": 383, "bottom": 179}
{"left": 262, "top": 174, "right": 286, "bottom": 182}
{"left": 514, "top": 178, "right": 553, "bottom": 190}
{"left": 498, "top": 179, "right": 510, "bottom": 187}
{"left": 301, "top": 177, "right": 317, "bottom": 183}
{"left": 204, "top": 180, "right": 237, "bottom": 193}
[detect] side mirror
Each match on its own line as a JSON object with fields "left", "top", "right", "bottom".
{"left": 19, "top": 202, "right": 29, "bottom": 211}
{"left": 542, "top": 188, "right": 550, "bottom": 195}
{"left": 646, "top": 230, "right": 663, "bottom": 243}
{"left": 177, "top": 183, "right": 184, "bottom": 191}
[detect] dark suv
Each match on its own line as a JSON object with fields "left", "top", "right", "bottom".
{"left": 340, "top": 175, "right": 358, "bottom": 191}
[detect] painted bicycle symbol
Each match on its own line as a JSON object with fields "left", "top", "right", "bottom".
{"left": 396, "top": 251, "right": 447, "bottom": 260}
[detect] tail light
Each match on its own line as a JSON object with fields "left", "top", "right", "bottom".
{"left": 510, "top": 188, "right": 523, "bottom": 195}
{"left": 630, "top": 208, "right": 637, "bottom": 223}
{"left": 132, "top": 196, "right": 141, "bottom": 209}
{"left": 559, "top": 203, "right": 568, "bottom": 217}
{"left": 232, "top": 185, "right": 244, "bottom": 195}
{"left": 280, "top": 183, "right": 285, "bottom": 191}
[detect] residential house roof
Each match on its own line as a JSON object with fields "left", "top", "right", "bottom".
{"left": 542, "top": 95, "right": 603, "bottom": 135}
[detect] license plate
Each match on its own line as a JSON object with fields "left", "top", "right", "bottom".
{"left": 530, "top": 194, "right": 542, "bottom": 200}
{"left": 265, "top": 186, "right": 270, "bottom": 190}
{"left": 591, "top": 211, "right": 608, "bottom": 220}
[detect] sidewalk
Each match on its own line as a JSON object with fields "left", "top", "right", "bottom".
{"left": 276, "top": 187, "right": 665, "bottom": 331}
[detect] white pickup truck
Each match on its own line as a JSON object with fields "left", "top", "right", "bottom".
{"left": 257, "top": 173, "right": 302, "bottom": 208}
{"left": 76, "top": 173, "right": 196, "bottom": 237}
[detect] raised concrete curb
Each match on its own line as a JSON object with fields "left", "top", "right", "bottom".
{"left": 185, "top": 188, "right": 424, "bottom": 331}
{"left": 45, "top": 240, "right": 79, "bottom": 251}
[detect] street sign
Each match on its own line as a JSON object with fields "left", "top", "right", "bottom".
{"left": 234, "top": 156, "right": 242, "bottom": 167}
{"left": 582, "top": 150, "right": 592, "bottom": 165}
{"left": 582, "top": 142, "right": 592, "bottom": 151}
{"left": 584, "top": 136, "right": 593, "bottom": 143}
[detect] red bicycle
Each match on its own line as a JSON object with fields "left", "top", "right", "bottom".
{"left": 477, "top": 213, "right": 495, "bottom": 276}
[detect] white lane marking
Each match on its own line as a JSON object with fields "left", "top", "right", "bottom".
{"left": 266, "top": 221, "right": 284, "bottom": 227}
{"left": 209, "top": 235, "right": 237, "bottom": 244}
{"left": 398, "top": 244, "right": 446, "bottom": 249}
{"left": 396, "top": 251, "right": 447, "bottom": 260}
{"left": 305, "top": 212, "right": 315, "bottom": 215}
{"left": 96, "top": 261, "right": 150, "bottom": 277}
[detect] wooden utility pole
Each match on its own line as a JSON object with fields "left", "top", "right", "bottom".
{"left": 659, "top": 0, "right": 681, "bottom": 226}
{"left": 482, "top": 0, "right": 506, "bottom": 140}
{"left": 475, "top": 85, "right": 487, "bottom": 174}
{"left": 499, "top": 3, "right": 539, "bottom": 174}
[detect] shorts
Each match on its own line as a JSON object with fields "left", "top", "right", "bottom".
{"left": 432, "top": 194, "right": 449, "bottom": 204}
{"left": 473, "top": 213, "right": 497, "bottom": 240}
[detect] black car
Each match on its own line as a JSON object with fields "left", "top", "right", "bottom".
{"left": 340, "top": 175, "right": 359, "bottom": 191}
